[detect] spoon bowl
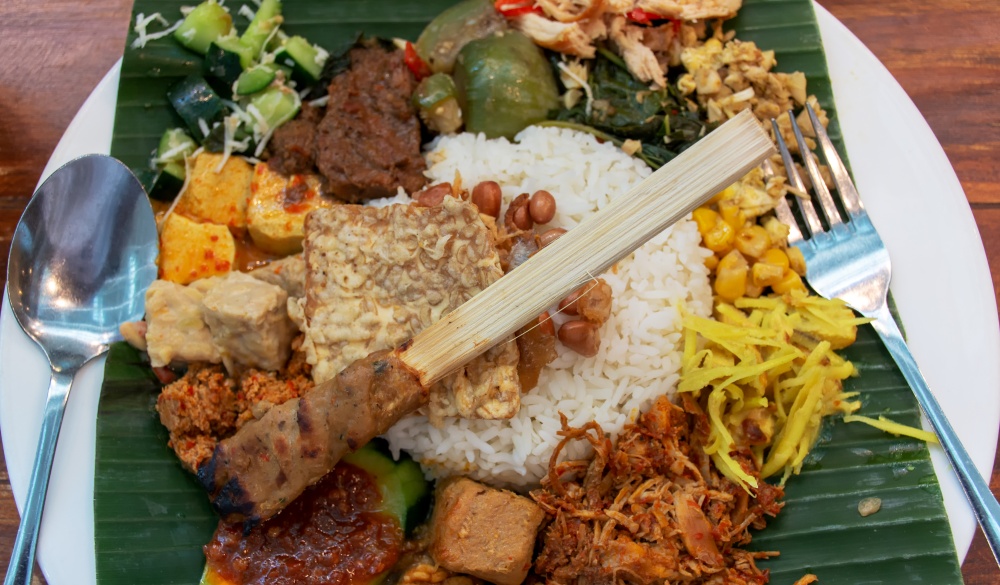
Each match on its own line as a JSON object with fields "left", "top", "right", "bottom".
{"left": 4, "top": 154, "right": 158, "bottom": 585}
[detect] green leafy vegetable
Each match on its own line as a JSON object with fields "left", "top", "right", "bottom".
{"left": 549, "top": 49, "right": 716, "bottom": 168}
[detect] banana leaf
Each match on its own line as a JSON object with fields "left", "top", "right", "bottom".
{"left": 96, "top": 0, "right": 962, "bottom": 583}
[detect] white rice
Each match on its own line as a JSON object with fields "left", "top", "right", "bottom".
{"left": 383, "top": 126, "right": 714, "bottom": 489}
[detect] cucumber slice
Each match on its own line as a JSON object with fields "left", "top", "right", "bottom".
{"left": 173, "top": 0, "right": 233, "bottom": 55}
{"left": 274, "top": 36, "right": 326, "bottom": 84}
{"left": 236, "top": 64, "right": 277, "bottom": 95}
{"left": 138, "top": 165, "right": 185, "bottom": 202}
{"left": 341, "top": 446, "right": 408, "bottom": 528}
{"left": 393, "top": 458, "right": 430, "bottom": 510}
{"left": 393, "top": 457, "right": 432, "bottom": 534}
{"left": 167, "top": 75, "right": 226, "bottom": 140}
{"left": 240, "top": 0, "right": 282, "bottom": 58}
{"left": 204, "top": 37, "right": 253, "bottom": 86}
{"left": 157, "top": 128, "right": 197, "bottom": 164}
{"left": 144, "top": 128, "right": 195, "bottom": 200}
{"left": 248, "top": 86, "right": 299, "bottom": 131}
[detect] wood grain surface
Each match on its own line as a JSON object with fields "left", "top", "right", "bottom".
{"left": 0, "top": 0, "right": 997, "bottom": 583}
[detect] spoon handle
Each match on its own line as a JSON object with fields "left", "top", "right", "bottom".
{"left": 4, "top": 369, "right": 75, "bottom": 585}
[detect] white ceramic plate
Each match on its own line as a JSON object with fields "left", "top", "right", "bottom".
{"left": 2, "top": 5, "right": 997, "bottom": 584}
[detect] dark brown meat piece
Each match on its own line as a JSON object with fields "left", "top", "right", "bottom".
{"left": 198, "top": 350, "right": 427, "bottom": 524}
{"left": 429, "top": 478, "right": 545, "bottom": 585}
{"left": 267, "top": 104, "right": 322, "bottom": 175}
{"left": 315, "top": 46, "right": 427, "bottom": 202}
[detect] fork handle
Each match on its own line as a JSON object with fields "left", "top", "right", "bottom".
{"left": 870, "top": 304, "right": 1000, "bottom": 563}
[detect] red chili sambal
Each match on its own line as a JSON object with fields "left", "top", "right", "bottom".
{"left": 204, "top": 462, "right": 403, "bottom": 585}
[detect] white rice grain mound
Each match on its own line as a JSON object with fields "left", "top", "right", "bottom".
{"left": 383, "top": 126, "right": 714, "bottom": 489}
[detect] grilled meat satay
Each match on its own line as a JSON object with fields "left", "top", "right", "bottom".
{"left": 198, "top": 350, "right": 427, "bottom": 523}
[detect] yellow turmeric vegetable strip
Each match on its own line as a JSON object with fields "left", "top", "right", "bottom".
{"left": 685, "top": 312, "right": 782, "bottom": 347}
{"left": 682, "top": 347, "right": 714, "bottom": 378}
{"left": 773, "top": 384, "right": 789, "bottom": 423}
{"left": 843, "top": 414, "right": 940, "bottom": 444}
{"left": 734, "top": 296, "right": 782, "bottom": 310}
{"left": 711, "top": 452, "right": 759, "bottom": 492}
{"left": 715, "top": 303, "right": 754, "bottom": 326}
{"left": 713, "top": 352, "right": 799, "bottom": 394}
{"left": 683, "top": 326, "right": 699, "bottom": 366}
{"left": 706, "top": 389, "right": 759, "bottom": 489}
{"left": 678, "top": 351, "right": 798, "bottom": 394}
{"left": 762, "top": 369, "right": 825, "bottom": 478}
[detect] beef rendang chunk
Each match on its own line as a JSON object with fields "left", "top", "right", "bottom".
{"left": 311, "top": 44, "right": 427, "bottom": 202}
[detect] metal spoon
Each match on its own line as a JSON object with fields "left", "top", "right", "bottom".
{"left": 4, "top": 154, "right": 158, "bottom": 585}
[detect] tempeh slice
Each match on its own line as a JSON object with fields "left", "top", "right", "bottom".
{"left": 299, "top": 197, "right": 520, "bottom": 425}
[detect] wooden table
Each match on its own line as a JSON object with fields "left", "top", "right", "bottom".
{"left": 0, "top": 0, "right": 997, "bottom": 583}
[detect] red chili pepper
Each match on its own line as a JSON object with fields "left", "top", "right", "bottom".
{"left": 625, "top": 7, "right": 659, "bottom": 25}
{"left": 403, "top": 41, "right": 431, "bottom": 81}
{"left": 153, "top": 366, "right": 178, "bottom": 385}
{"left": 626, "top": 8, "right": 682, "bottom": 33}
{"left": 494, "top": 0, "right": 543, "bottom": 17}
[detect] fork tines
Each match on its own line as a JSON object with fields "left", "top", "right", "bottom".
{"left": 770, "top": 108, "right": 864, "bottom": 243}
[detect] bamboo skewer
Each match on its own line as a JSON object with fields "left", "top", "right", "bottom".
{"left": 398, "top": 109, "right": 775, "bottom": 387}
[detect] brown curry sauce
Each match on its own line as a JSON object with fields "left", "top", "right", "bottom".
{"left": 204, "top": 462, "right": 403, "bottom": 585}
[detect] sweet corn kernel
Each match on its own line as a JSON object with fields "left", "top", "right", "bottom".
{"left": 718, "top": 201, "right": 747, "bottom": 231}
{"left": 715, "top": 250, "right": 748, "bottom": 301}
{"left": 773, "top": 269, "right": 807, "bottom": 293}
{"left": 751, "top": 261, "right": 785, "bottom": 287}
{"left": 705, "top": 253, "right": 719, "bottom": 271}
{"left": 693, "top": 207, "right": 720, "bottom": 235}
{"left": 734, "top": 225, "right": 772, "bottom": 259}
{"left": 709, "top": 185, "right": 736, "bottom": 205}
{"left": 760, "top": 248, "right": 790, "bottom": 270}
{"left": 744, "top": 280, "right": 765, "bottom": 298}
{"left": 786, "top": 246, "right": 807, "bottom": 276}
{"left": 703, "top": 220, "right": 735, "bottom": 253}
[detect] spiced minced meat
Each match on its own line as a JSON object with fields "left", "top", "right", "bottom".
{"left": 156, "top": 347, "right": 314, "bottom": 472}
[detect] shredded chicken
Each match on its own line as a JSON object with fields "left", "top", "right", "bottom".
{"left": 512, "top": 12, "right": 597, "bottom": 57}
{"left": 638, "top": 0, "right": 741, "bottom": 21}
{"left": 609, "top": 15, "right": 667, "bottom": 87}
{"left": 531, "top": 395, "right": 783, "bottom": 584}
{"left": 509, "top": 0, "right": 740, "bottom": 88}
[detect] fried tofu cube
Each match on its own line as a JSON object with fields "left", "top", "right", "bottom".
{"left": 158, "top": 213, "right": 235, "bottom": 285}
{"left": 175, "top": 153, "right": 253, "bottom": 228}
{"left": 249, "top": 254, "right": 306, "bottom": 299}
{"left": 144, "top": 279, "right": 221, "bottom": 367}
{"left": 247, "top": 163, "right": 335, "bottom": 255}
{"left": 429, "top": 478, "right": 545, "bottom": 585}
{"left": 202, "top": 272, "right": 296, "bottom": 372}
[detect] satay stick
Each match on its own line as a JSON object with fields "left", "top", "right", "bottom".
{"left": 398, "top": 109, "right": 775, "bottom": 386}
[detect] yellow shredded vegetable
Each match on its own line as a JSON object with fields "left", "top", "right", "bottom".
{"left": 679, "top": 289, "right": 868, "bottom": 490}
{"left": 843, "top": 414, "right": 940, "bottom": 444}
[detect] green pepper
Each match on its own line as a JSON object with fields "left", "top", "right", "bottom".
{"left": 415, "top": 0, "right": 507, "bottom": 74}
{"left": 413, "top": 73, "right": 463, "bottom": 134}
{"left": 453, "top": 31, "right": 559, "bottom": 139}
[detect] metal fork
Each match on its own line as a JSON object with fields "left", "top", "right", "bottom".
{"left": 771, "top": 107, "right": 1000, "bottom": 563}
